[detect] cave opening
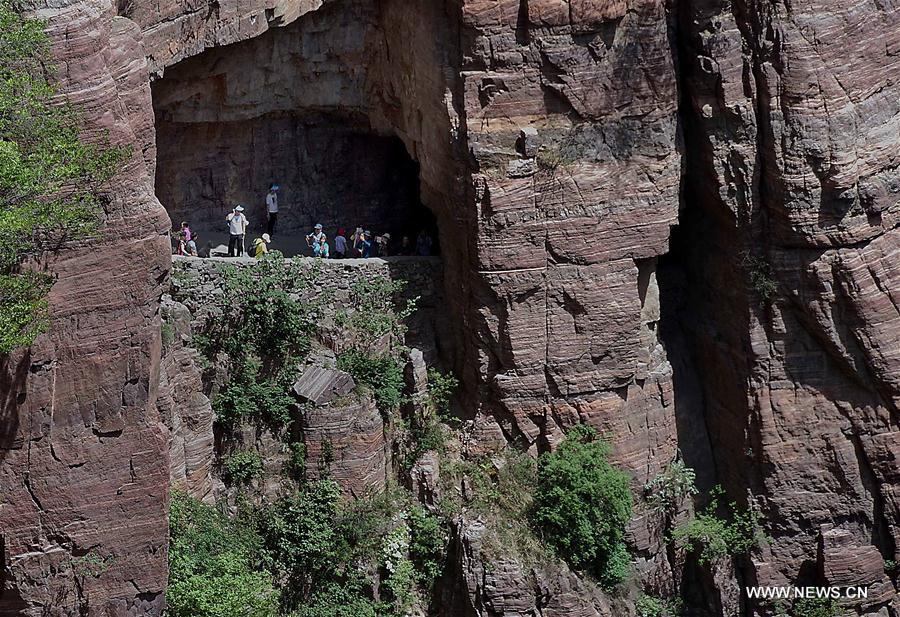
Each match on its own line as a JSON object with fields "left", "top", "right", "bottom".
{"left": 150, "top": 3, "right": 439, "bottom": 258}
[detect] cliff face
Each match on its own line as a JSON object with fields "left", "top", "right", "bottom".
{"left": 0, "top": 5, "right": 171, "bottom": 615}
{"left": 676, "top": 0, "right": 900, "bottom": 608}
{"left": 4, "top": 0, "right": 900, "bottom": 614}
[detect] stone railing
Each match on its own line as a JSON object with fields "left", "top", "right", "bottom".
{"left": 169, "top": 254, "right": 444, "bottom": 357}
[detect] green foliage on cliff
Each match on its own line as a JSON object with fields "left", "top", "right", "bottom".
{"left": 672, "top": 485, "right": 764, "bottom": 564}
{"left": 221, "top": 450, "right": 264, "bottom": 486}
{"left": 196, "top": 256, "right": 323, "bottom": 430}
{"left": 531, "top": 424, "right": 633, "bottom": 588}
{"left": 636, "top": 594, "right": 682, "bottom": 617}
{"left": 258, "top": 480, "right": 348, "bottom": 607}
{"left": 0, "top": 1, "right": 126, "bottom": 355}
{"left": 645, "top": 459, "right": 698, "bottom": 514}
{"left": 407, "top": 504, "right": 446, "bottom": 586}
{"left": 167, "top": 491, "right": 279, "bottom": 617}
{"left": 213, "top": 355, "right": 295, "bottom": 431}
{"left": 425, "top": 368, "right": 458, "bottom": 419}
{"left": 335, "top": 277, "right": 417, "bottom": 345}
{"left": 337, "top": 350, "right": 405, "bottom": 414}
{"left": 740, "top": 251, "right": 778, "bottom": 302}
{"left": 254, "top": 482, "right": 443, "bottom": 615}
{"left": 776, "top": 598, "right": 841, "bottom": 617}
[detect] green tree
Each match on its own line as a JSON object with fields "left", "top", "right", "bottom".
{"left": 257, "top": 480, "right": 346, "bottom": 608}
{"left": 197, "top": 255, "right": 322, "bottom": 430}
{"left": 0, "top": 2, "right": 125, "bottom": 354}
{"left": 221, "top": 450, "right": 264, "bottom": 486}
{"left": 167, "top": 491, "right": 279, "bottom": 616}
{"left": 530, "top": 424, "right": 633, "bottom": 588}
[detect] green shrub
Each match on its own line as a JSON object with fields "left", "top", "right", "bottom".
{"left": 636, "top": 594, "right": 665, "bottom": 617}
{"left": 408, "top": 505, "right": 446, "bottom": 585}
{"left": 0, "top": 2, "right": 127, "bottom": 354}
{"left": 381, "top": 526, "right": 416, "bottom": 614}
{"left": 401, "top": 415, "right": 446, "bottom": 471}
{"left": 636, "top": 594, "right": 682, "bottom": 617}
{"left": 257, "top": 480, "right": 346, "bottom": 608}
{"left": 199, "top": 255, "right": 321, "bottom": 432}
{"left": 789, "top": 597, "right": 841, "bottom": 617}
{"left": 645, "top": 460, "right": 698, "bottom": 514}
{"left": 161, "top": 321, "right": 176, "bottom": 351}
{"left": 212, "top": 356, "right": 295, "bottom": 431}
{"left": 530, "top": 424, "right": 633, "bottom": 588}
{"left": 426, "top": 368, "right": 458, "bottom": 418}
{"left": 341, "top": 277, "right": 417, "bottom": 345}
{"left": 167, "top": 491, "right": 279, "bottom": 617}
{"left": 285, "top": 441, "right": 307, "bottom": 482}
{"left": 320, "top": 437, "right": 335, "bottom": 474}
{"left": 672, "top": 486, "right": 764, "bottom": 564}
{"left": 72, "top": 550, "right": 113, "bottom": 578}
{"left": 290, "top": 581, "right": 382, "bottom": 617}
{"left": 337, "top": 350, "right": 404, "bottom": 414}
{"left": 740, "top": 251, "right": 778, "bottom": 302}
{"left": 221, "top": 450, "right": 263, "bottom": 486}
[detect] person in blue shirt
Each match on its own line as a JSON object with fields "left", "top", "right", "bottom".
{"left": 313, "top": 235, "right": 330, "bottom": 258}
{"left": 360, "top": 231, "right": 373, "bottom": 257}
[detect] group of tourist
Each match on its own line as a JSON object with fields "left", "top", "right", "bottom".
{"left": 174, "top": 221, "right": 201, "bottom": 257}
{"left": 301, "top": 224, "right": 434, "bottom": 260}
{"left": 172, "top": 183, "right": 436, "bottom": 259}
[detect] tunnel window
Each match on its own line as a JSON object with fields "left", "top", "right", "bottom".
{"left": 150, "top": 17, "right": 438, "bottom": 258}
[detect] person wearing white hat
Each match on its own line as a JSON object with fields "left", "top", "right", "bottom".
{"left": 226, "top": 205, "right": 248, "bottom": 257}
{"left": 305, "top": 223, "right": 325, "bottom": 254}
{"left": 253, "top": 233, "right": 271, "bottom": 258}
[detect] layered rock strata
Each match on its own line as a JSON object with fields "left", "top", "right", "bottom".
{"left": 7, "top": 0, "right": 900, "bottom": 614}
{"left": 0, "top": 4, "right": 171, "bottom": 614}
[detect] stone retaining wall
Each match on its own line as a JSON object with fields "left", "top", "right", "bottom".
{"left": 170, "top": 254, "right": 445, "bottom": 360}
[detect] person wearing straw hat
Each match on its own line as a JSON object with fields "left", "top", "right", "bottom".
{"left": 253, "top": 233, "right": 271, "bottom": 258}
{"left": 226, "top": 205, "right": 248, "bottom": 257}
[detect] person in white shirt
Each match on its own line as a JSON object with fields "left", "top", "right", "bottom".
{"left": 266, "top": 184, "right": 279, "bottom": 236}
{"left": 305, "top": 223, "right": 325, "bottom": 254}
{"left": 226, "top": 205, "right": 248, "bottom": 257}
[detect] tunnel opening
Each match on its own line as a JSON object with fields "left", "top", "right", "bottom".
{"left": 150, "top": 1, "right": 439, "bottom": 258}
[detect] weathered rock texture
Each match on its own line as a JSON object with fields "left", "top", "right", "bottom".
{"left": 0, "top": 4, "right": 171, "bottom": 615}
{"left": 9, "top": 0, "right": 900, "bottom": 613}
{"left": 672, "top": 0, "right": 900, "bottom": 613}
{"left": 294, "top": 391, "right": 388, "bottom": 497}
{"left": 157, "top": 298, "right": 214, "bottom": 503}
{"left": 441, "top": 517, "right": 630, "bottom": 617}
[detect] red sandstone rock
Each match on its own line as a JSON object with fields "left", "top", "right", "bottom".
{"left": 0, "top": 4, "right": 171, "bottom": 614}
{"left": 297, "top": 393, "right": 388, "bottom": 497}
{"left": 157, "top": 299, "right": 214, "bottom": 504}
{"left": 9, "top": 0, "right": 900, "bottom": 613}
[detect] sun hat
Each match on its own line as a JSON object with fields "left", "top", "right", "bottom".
{"left": 262, "top": 233, "right": 271, "bottom": 243}
{"left": 234, "top": 205, "right": 245, "bottom": 212}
